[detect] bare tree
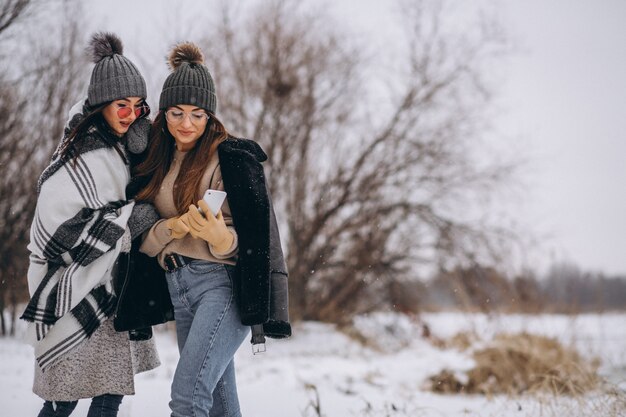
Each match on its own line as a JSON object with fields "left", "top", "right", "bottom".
{"left": 540, "top": 263, "right": 626, "bottom": 313}
{"left": 0, "top": 0, "right": 87, "bottom": 335}
{"left": 433, "top": 264, "right": 515, "bottom": 313}
{"left": 200, "top": 0, "right": 516, "bottom": 322}
{"left": 0, "top": 0, "right": 30, "bottom": 37}
{"left": 0, "top": 0, "right": 32, "bottom": 336}
{"left": 511, "top": 271, "right": 544, "bottom": 313}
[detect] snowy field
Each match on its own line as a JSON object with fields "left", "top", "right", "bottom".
{"left": 1, "top": 312, "right": 625, "bottom": 417}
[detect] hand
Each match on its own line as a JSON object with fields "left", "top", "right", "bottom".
{"left": 185, "top": 200, "right": 234, "bottom": 254}
{"left": 165, "top": 215, "right": 190, "bottom": 239}
{"left": 125, "top": 116, "right": 150, "bottom": 154}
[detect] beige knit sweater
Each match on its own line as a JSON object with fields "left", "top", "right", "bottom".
{"left": 139, "top": 149, "right": 238, "bottom": 267}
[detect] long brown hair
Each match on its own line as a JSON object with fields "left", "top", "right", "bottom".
{"left": 134, "top": 111, "right": 229, "bottom": 214}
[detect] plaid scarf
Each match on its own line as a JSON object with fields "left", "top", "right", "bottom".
{"left": 21, "top": 112, "right": 134, "bottom": 370}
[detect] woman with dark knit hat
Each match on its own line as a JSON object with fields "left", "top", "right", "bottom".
{"left": 20, "top": 32, "right": 161, "bottom": 417}
{"left": 134, "top": 42, "right": 291, "bottom": 417}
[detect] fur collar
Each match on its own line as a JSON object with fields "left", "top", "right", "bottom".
{"left": 219, "top": 137, "right": 268, "bottom": 163}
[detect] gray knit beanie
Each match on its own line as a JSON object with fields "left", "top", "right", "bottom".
{"left": 159, "top": 42, "right": 217, "bottom": 113}
{"left": 87, "top": 32, "right": 147, "bottom": 107}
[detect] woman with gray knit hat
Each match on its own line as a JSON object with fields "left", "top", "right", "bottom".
{"left": 134, "top": 42, "right": 291, "bottom": 417}
{"left": 20, "top": 32, "right": 161, "bottom": 417}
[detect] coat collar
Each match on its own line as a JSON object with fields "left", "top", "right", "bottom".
{"left": 218, "top": 137, "right": 267, "bottom": 163}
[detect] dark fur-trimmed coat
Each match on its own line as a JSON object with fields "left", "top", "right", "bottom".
{"left": 115, "top": 137, "right": 291, "bottom": 340}
{"left": 218, "top": 138, "right": 291, "bottom": 338}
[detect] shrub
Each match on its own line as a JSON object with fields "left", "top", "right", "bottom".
{"left": 429, "top": 332, "right": 600, "bottom": 395}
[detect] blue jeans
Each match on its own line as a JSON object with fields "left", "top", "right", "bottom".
{"left": 37, "top": 394, "right": 123, "bottom": 417}
{"left": 165, "top": 260, "right": 249, "bottom": 417}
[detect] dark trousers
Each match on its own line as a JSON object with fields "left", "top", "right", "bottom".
{"left": 37, "top": 394, "right": 123, "bottom": 417}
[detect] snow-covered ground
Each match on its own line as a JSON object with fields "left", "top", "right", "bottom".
{"left": 1, "top": 312, "right": 625, "bottom": 416}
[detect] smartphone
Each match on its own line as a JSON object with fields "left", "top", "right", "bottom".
{"left": 199, "top": 189, "right": 227, "bottom": 217}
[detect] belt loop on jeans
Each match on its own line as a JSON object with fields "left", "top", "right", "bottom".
{"left": 164, "top": 253, "right": 190, "bottom": 272}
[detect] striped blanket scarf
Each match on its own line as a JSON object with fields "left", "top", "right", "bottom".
{"left": 21, "top": 106, "right": 135, "bottom": 370}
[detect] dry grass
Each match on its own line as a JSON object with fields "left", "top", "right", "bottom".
{"left": 526, "top": 387, "right": 626, "bottom": 417}
{"left": 429, "top": 332, "right": 601, "bottom": 396}
{"left": 446, "top": 331, "right": 475, "bottom": 351}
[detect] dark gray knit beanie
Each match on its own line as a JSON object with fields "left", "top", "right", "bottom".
{"left": 159, "top": 42, "right": 217, "bottom": 113}
{"left": 87, "top": 32, "right": 147, "bottom": 107}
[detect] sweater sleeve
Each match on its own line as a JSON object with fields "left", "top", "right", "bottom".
{"left": 139, "top": 219, "right": 174, "bottom": 257}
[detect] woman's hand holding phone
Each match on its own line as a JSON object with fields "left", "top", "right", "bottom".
{"left": 166, "top": 214, "right": 190, "bottom": 239}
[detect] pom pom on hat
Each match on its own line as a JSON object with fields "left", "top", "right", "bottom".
{"left": 167, "top": 42, "right": 204, "bottom": 70}
{"left": 88, "top": 32, "right": 124, "bottom": 63}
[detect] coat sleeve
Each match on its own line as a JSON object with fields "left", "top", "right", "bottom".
{"left": 264, "top": 183, "right": 292, "bottom": 338}
{"left": 218, "top": 145, "right": 271, "bottom": 325}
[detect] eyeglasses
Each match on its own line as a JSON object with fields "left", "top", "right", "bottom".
{"left": 116, "top": 103, "right": 150, "bottom": 119}
{"left": 165, "top": 109, "right": 210, "bottom": 125}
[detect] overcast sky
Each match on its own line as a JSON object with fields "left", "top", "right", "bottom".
{"left": 495, "top": 0, "right": 626, "bottom": 275}
{"left": 84, "top": 0, "right": 626, "bottom": 276}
